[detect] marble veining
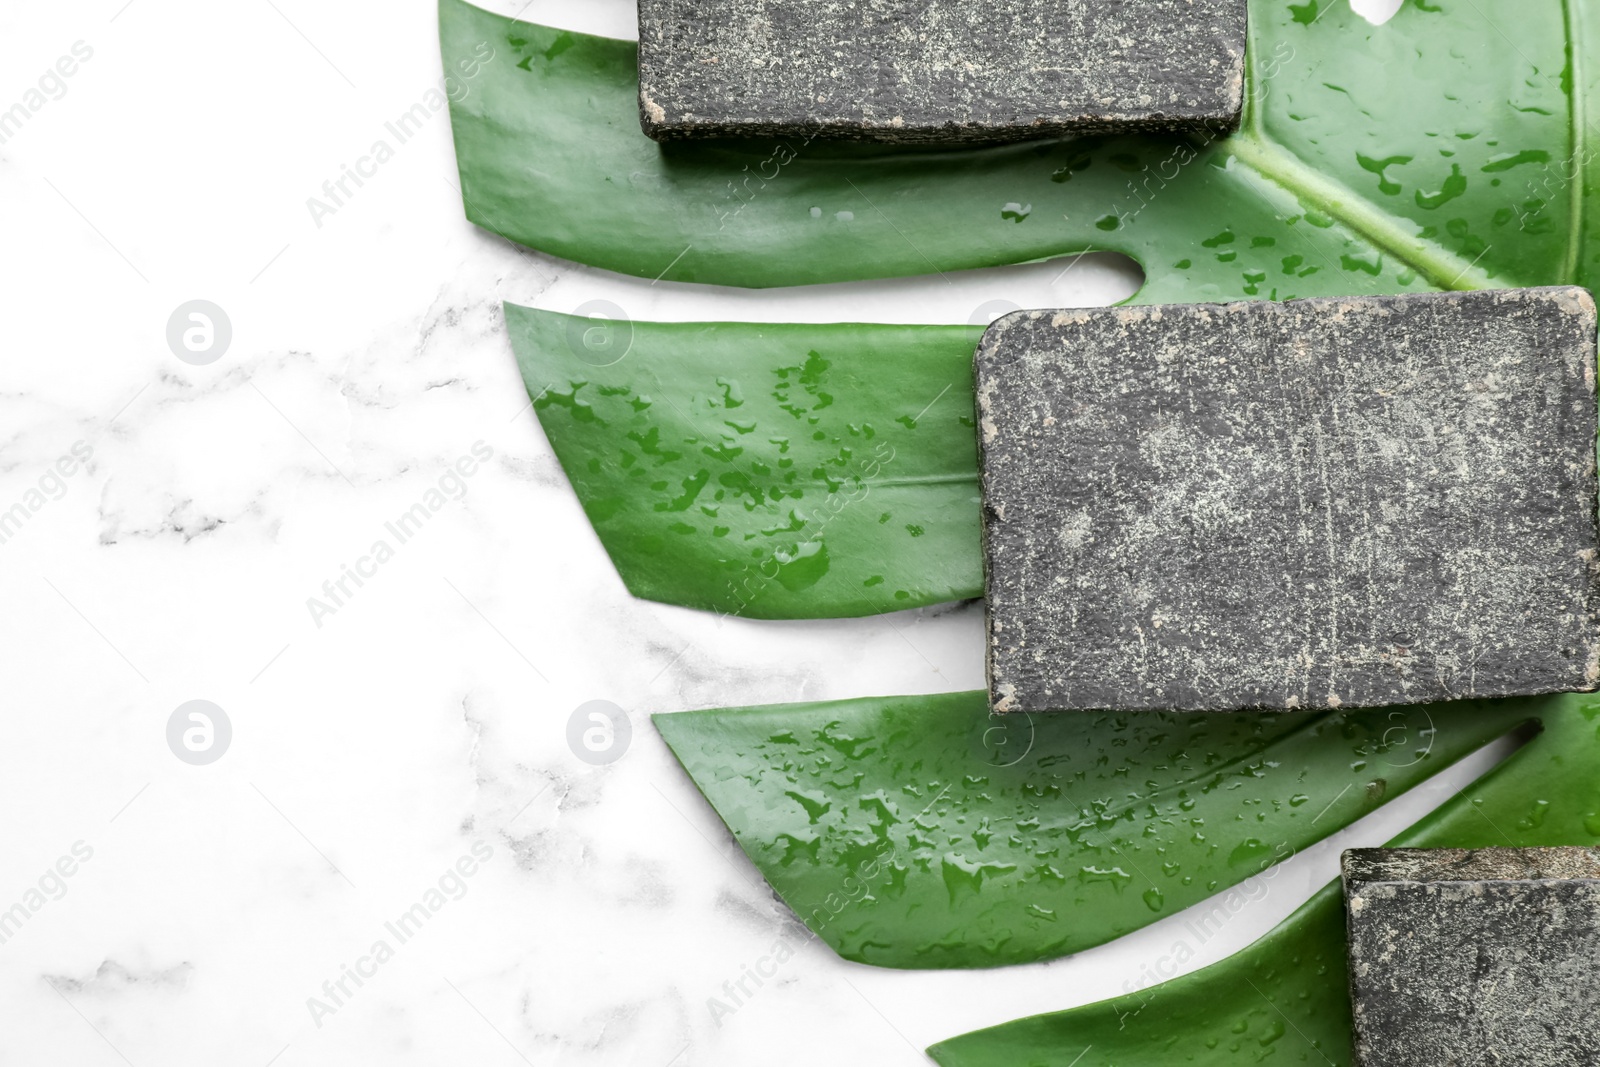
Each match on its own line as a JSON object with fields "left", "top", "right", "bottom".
{"left": 0, "top": 0, "right": 1476, "bottom": 1063}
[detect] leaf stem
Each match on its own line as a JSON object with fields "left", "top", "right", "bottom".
{"left": 1221, "top": 134, "right": 1503, "bottom": 293}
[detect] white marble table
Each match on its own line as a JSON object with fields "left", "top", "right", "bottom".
{"left": 1, "top": 1, "right": 1454, "bottom": 1064}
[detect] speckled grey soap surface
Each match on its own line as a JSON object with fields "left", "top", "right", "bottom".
{"left": 976, "top": 287, "right": 1600, "bottom": 714}
{"left": 1343, "top": 847, "right": 1600, "bottom": 1067}
{"left": 636, "top": 0, "right": 1246, "bottom": 143}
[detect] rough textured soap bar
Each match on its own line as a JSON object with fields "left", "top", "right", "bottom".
{"left": 1343, "top": 847, "right": 1600, "bottom": 1067}
{"left": 636, "top": 0, "right": 1247, "bottom": 143}
{"left": 977, "top": 287, "right": 1600, "bottom": 714}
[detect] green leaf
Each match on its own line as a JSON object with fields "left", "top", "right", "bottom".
{"left": 653, "top": 690, "right": 1546, "bottom": 969}
{"left": 926, "top": 693, "right": 1600, "bottom": 1065}
{"left": 929, "top": 884, "right": 1352, "bottom": 1065}
{"left": 444, "top": 0, "right": 1586, "bottom": 296}
{"left": 488, "top": 0, "right": 1598, "bottom": 618}
{"left": 508, "top": 306, "right": 982, "bottom": 617}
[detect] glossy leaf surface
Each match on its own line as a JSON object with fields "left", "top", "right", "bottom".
{"left": 654, "top": 690, "right": 1543, "bottom": 968}
{"left": 932, "top": 883, "right": 1353, "bottom": 1066}
{"left": 927, "top": 692, "right": 1600, "bottom": 1065}
{"left": 508, "top": 306, "right": 982, "bottom": 617}
{"left": 482, "top": 0, "right": 1597, "bottom": 619}
{"left": 444, "top": 0, "right": 1587, "bottom": 296}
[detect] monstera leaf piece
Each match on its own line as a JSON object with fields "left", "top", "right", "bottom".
{"left": 931, "top": 883, "right": 1353, "bottom": 1066}
{"left": 926, "top": 693, "right": 1600, "bottom": 1065}
{"left": 653, "top": 690, "right": 1544, "bottom": 969}
{"left": 486, "top": 0, "right": 1593, "bottom": 619}
{"left": 444, "top": 0, "right": 1580, "bottom": 296}
{"left": 507, "top": 305, "right": 982, "bottom": 617}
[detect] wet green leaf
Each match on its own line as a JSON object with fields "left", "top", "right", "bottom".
{"left": 444, "top": 0, "right": 1584, "bottom": 295}
{"left": 930, "top": 884, "right": 1352, "bottom": 1066}
{"left": 926, "top": 692, "right": 1600, "bottom": 1064}
{"left": 507, "top": 307, "right": 982, "bottom": 617}
{"left": 653, "top": 690, "right": 1544, "bottom": 969}
{"left": 482, "top": 0, "right": 1596, "bottom": 618}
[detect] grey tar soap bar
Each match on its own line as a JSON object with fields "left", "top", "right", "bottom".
{"left": 1343, "top": 847, "right": 1600, "bottom": 1067}
{"left": 977, "top": 287, "right": 1600, "bottom": 713}
{"left": 637, "top": 0, "right": 1246, "bottom": 143}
